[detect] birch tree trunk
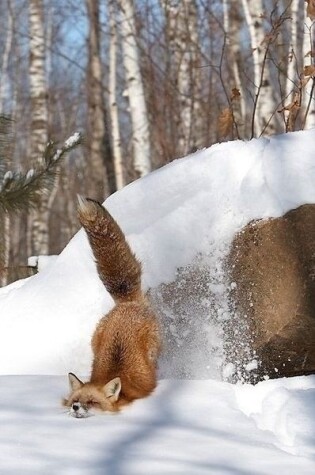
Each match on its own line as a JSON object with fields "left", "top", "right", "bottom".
{"left": 108, "top": 0, "right": 125, "bottom": 190}
{"left": 241, "top": 0, "right": 276, "bottom": 136}
{"left": 86, "top": 0, "right": 112, "bottom": 200}
{"left": 223, "top": 0, "right": 247, "bottom": 138}
{"left": 184, "top": 0, "right": 203, "bottom": 152}
{"left": 303, "top": 8, "right": 315, "bottom": 129}
{"left": 162, "top": 0, "right": 202, "bottom": 155}
{"left": 0, "top": 216, "right": 10, "bottom": 286}
{"left": 118, "top": 0, "right": 151, "bottom": 177}
{"left": 29, "top": 0, "right": 49, "bottom": 255}
{"left": 0, "top": 0, "right": 13, "bottom": 114}
{"left": 285, "top": 0, "right": 303, "bottom": 100}
{"left": 0, "top": 0, "right": 14, "bottom": 285}
{"left": 281, "top": 0, "right": 305, "bottom": 131}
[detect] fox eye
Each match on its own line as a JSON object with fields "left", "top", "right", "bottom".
{"left": 87, "top": 400, "right": 99, "bottom": 406}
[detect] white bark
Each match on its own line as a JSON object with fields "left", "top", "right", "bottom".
{"left": 0, "top": 0, "right": 13, "bottom": 114}
{"left": 286, "top": 0, "right": 301, "bottom": 100}
{"left": 29, "top": 0, "right": 49, "bottom": 255}
{"left": 224, "top": 0, "right": 247, "bottom": 137}
{"left": 223, "top": 0, "right": 229, "bottom": 35}
{"left": 46, "top": 3, "right": 53, "bottom": 89}
{"left": 118, "top": 0, "right": 151, "bottom": 177}
{"left": 0, "top": 0, "right": 14, "bottom": 285}
{"left": 303, "top": 13, "right": 315, "bottom": 129}
{"left": 0, "top": 215, "right": 10, "bottom": 287}
{"left": 162, "top": 0, "right": 202, "bottom": 155}
{"left": 241, "top": 0, "right": 276, "bottom": 136}
{"left": 184, "top": 0, "right": 203, "bottom": 151}
{"left": 29, "top": 0, "right": 48, "bottom": 161}
{"left": 108, "top": 0, "right": 125, "bottom": 190}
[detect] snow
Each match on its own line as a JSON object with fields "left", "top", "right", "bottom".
{"left": 235, "top": 376, "right": 315, "bottom": 458}
{"left": 3, "top": 170, "right": 13, "bottom": 181}
{"left": 0, "top": 376, "right": 314, "bottom": 474}
{"left": 26, "top": 168, "right": 35, "bottom": 181}
{"left": 28, "top": 255, "right": 58, "bottom": 272}
{"left": 0, "top": 130, "right": 315, "bottom": 472}
{"left": 64, "top": 131, "right": 81, "bottom": 148}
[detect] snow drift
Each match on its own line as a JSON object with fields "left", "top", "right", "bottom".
{"left": 1, "top": 130, "right": 315, "bottom": 474}
{"left": 0, "top": 130, "right": 315, "bottom": 378}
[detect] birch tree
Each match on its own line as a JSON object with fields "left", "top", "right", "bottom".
{"left": 117, "top": 0, "right": 151, "bottom": 177}
{"left": 285, "top": 0, "right": 303, "bottom": 101}
{"left": 0, "top": 0, "right": 13, "bottom": 114}
{"left": 162, "top": 0, "right": 202, "bottom": 155}
{"left": 0, "top": 1, "right": 14, "bottom": 285}
{"left": 29, "top": 0, "right": 49, "bottom": 255}
{"left": 108, "top": 0, "right": 125, "bottom": 190}
{"left": 241, "top": 0, "right": 277, "bottom": 136}
{"left": 280, "top": 0, "right": 306, "bottom": 131}
{"left": 86, "top": 0, "right": 112, "bottom": 200}
{"left": 223, "top": 0, "right": 247, "bottom": 138}
{"left": 303, "top": 1, "right": 315, "bottom": 129}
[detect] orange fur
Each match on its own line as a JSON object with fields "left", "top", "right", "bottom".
{"left": 64, "top": 198, "right": 161, "bottom": 414}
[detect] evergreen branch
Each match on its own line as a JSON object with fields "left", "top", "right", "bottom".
{"left": 0, "top": 132, "right": 82, "bottom": 214}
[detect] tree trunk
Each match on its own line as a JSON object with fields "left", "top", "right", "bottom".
{"left": 286, "top": 0, "right": 302, "bottom": 100}
{"left": 118, "top": 0, "right": 151, "bottom": 177}
{"left": 241, "top": 0, "right": 277, "bottom": 136}
{"left": 162, "top": 0, "right": 202, "bottom": 155}
{"left": 86, "top": 0, "right": 113, "bottom": 200}
{"left": 29, "top": 0, "right": 49, "bottom": 255}
{"left": 281, "top": 0, "right": 305, "bottom": 131}
{"left": 0, "top": 215, "right": 10, "bottom": 287}
{"left": 0, "top": 0, "right": 13, "bottom": 114}
{"left": 303, "top": 9, "right": 315, "bottom": 129}
{"left": 223, "top": 0, "right": 247, "bottom": 138}
{"left": 0, "top": 0, "right": 14, "bottom": 285}
{"left": 108, "top": 0, "right": 125, "bottom": 190}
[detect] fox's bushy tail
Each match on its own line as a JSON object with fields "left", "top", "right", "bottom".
{"left": 77, "top": 196, "right": 142, "bottom": 303}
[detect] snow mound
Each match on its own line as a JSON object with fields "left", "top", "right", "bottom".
{"left": 0, "top": 130, "right": 315, "bottom": 376}
{"left": 235, "top": 376, "right": 315, "bottom": 457}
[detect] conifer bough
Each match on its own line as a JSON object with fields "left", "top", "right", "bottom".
{"left": 0, "top": 129, "right": 82, "bottom": 214}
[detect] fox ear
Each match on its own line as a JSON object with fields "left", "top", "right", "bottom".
{"left": 103, "top": 377, "right": 121, "bottom": 402}
{"left": 68, "top": 373, "right": 83, "bottom": 392}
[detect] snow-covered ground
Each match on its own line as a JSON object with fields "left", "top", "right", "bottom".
{"left": 1, "top": 130, "right": 315, "bottom": 473}
{"left": 0, "top": 376, "right": 314, "bottom": 474}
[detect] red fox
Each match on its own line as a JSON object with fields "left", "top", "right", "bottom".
{"left": 63, "top": 197, "right": 161, "bottom": 417}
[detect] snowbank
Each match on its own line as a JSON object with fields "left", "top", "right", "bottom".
{"left": 0, "top": 376, "right": 314, "bottom": 474}
{"left": 0, "top": 130, "right": 315, "bottom": 376}
{"left": 1, "top": 130, "right": 315, "bottom": 473}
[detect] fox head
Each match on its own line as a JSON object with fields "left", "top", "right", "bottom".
{"left": 63, "top": 373, "right": 122, "bottom": 417}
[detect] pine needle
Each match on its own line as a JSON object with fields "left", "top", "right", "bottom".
{"left": 0, "top": 127, "right": 82, "bottom": 214}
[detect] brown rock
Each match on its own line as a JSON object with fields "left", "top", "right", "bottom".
{"left": 228, "top": 204, "right": 315, "bottom": 380}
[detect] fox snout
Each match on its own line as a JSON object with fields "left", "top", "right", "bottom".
{"left": 69, "top": 401, "right": 89, "bottom": 419}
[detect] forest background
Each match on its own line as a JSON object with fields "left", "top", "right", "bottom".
{"left": 0, "top": 0, "right": 314, "bottom": 286}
